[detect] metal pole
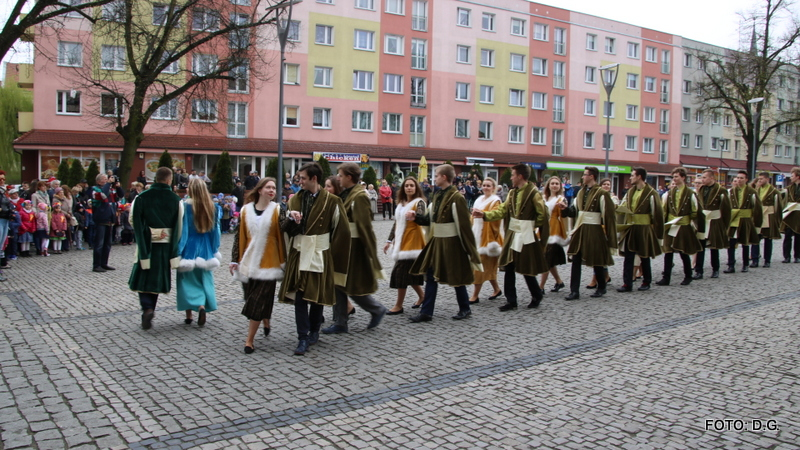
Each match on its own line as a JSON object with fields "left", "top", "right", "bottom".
{"left": 605, "top": 90, "right": 611, "bottom": 179}
{"left": 276, "top": 3, "right": 294, "bottom": 202}
{"left": 750, "top": 110, "right": 760, "bottom": 180}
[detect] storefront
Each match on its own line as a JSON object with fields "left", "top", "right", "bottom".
{"left": 545, "top": 161, "right": 632, "bottom": 196}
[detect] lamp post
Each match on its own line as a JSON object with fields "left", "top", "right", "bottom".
{"left": 747, "top": 97, "right": 765, "bottom": 181}
{"left": 275, "top": 1, "right": 296, "bottom": 202}
{"left": 598, "top": 63, "right": 620, "bottom": 179}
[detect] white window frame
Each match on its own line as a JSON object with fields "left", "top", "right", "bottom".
{"left": 382, "top": 112, "right": 402, "bottom": 133}
{"left": 479, "top": 85, "right": 494, "bottom": 104}
{"left": 192, "top": 53, "right": 217, "bottom": 76}
{"left": 554, "top": 28, "right": 567, "bottom": 55}
{"left": 644, "top": 76, "right": 656, "bottom": 92}
{"left": 410, "top": 77, "right": 426, "bottom": 106}
{"left": 510, "top": 18, "right": 526, "bottom": 37}
{"left": 533, "top": 23, "right": 548, "bottom": 41}
{"left": 603, "top": 101, "right": 615, "bottom": 119}
{"left": 455, "top": 82, "right": 470, "bottom": 101}
{"left": 354, "top": 29, "right": 375, "bottom": 51}
{"left": 384, "top": 73, "right": 403, "bottom": 94}
{"left": 584, "top": 132, "right": 595, "bottom": 149}
{"left": 101, "top": 45, "right": 127, "bottom": 71}
{"left": 314, "top": 66, "right": 333, "bottom": 88}
{"left": 510, "top": 53, "right": 525, "bottom": 72}
{"left": 355, "top": 0, "right": 375, "bottom": 11}
{"left": 605, "top": 37, "right": 615, "bottom": 54}
{"left": 695, "top": 135, "right": 703, "bottom": 149}
{"left": 552, "top": 129, "right": 564, "bottom": 156}
{"left": 625, "top": 135, "right": 637, "bottom": 151}
{"left": 352, "top": 110, "right": 373, "bottom": 131}
{"left": 410, "top": 115, "right": 425, "bottom": 147}
{"left": 478, "top": 121, "right": 493, "bottom": 140}
{"left": 228, "top": 102, "right": 248, "bottom": 137}
{"left": 584, "top": 99, "right": 596, "bottom": 116}
{"left": 455, "top": 119, "right": 469, "bottom": 138}
{"left": 509, "top": 89, "right": 525, "bottom": 107}
{"left": 682, "top": 107, "right": 690, "bottom": 122}
{"left": 283, "top": 63, "right": 300, "bottom": 85}
{"left": 508, "top": 125, "right": 524, "bottom": 143}
{"left": 626, "top": 104, "right": 638, "bottom": 121}
{"left": 192, "top": 9, "right": 220, "bottom": 32}
{"left": 456, "top": 45, "right": 470, "bottom": 64}
{"left": 411, "top": 0, "right": 427, "bottom": 32}
{"left": 457, "top": 7, "right": 471, "bottom": 27}
{"left": 64, "top": 0, "right": 84, "bottom": 18}
{"left": 642, "top": 137, "right": 654, "bottom": 154}
{"left": 646, "top": 46, "right": 657, "bottom": 63}
{"left": 57, "top": 42, "right": 82, "bottom": 67}
{"left": 681, "top": 134, "right": 689, "bottom": 148}
{"left": 152, "top": 3, "right": 168, "bottom": 26}
{"left": 627, "top": 42, "right": 640, "bottom": 59}
{"left": 480, "top": 48, "right": 495, "bottom": 67}
{"left": 481, "top": 13, "right": 495, "bottom": 32}
{"left": 626, "top": 73, "right": 638, "bottom": 89}
{"left": 152, "top": 98, "right": 177, "bottom": 120}
{"left": 586, "top": 34, "right": 597, "bottom": 51}
{"left": 411, "top": 39, "right": 427, "bottom": 70}
{"left": 585, "top": 66, "right": 596, "bottom": 83}
{"left": 531, "top": 127, "right": 547, "bottom": 145}
{"left": 312, "top": 107, "right": 332, "bottom": 129}
{"left": 643, "top": 106, "right": 656, "bottom": 123}
{"left": 315, "top": 25, "right": 334, "bottom": 45}
{"left": 384, "top": 34, "right": 404, "bottom": 55}
{"left": 385, "top": 0, "right": 404, "bottom": 15}
{"left": 100, "top": 94, "right": 124, "bottom": 117}
{"left": 352, "top": 70, "right": 374, "bottom": 91}
{"left": 532, "top": 92, "right": 547, "bottom": 110}
{"left": 532, "top": 58, "right": 547, "bottom": 76}
{"left": 191, "top": 99, "right": 217, "bottom": 123}
{"left": 102, "top": 0, "right": 125, "bottom": 22}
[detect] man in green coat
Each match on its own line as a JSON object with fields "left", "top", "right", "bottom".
{"left": 322, "top": 163, "right": 387, "bottom": 334}
{"left": 724, "top": 170, "right": 762, "bottom": 273}
{"left": 128, "top": 167, "right": 183, "bottom": 330}
{"left": 474, "top": 163, "right": 548, "bottom": 311}
{"left": 656, "top": 167, "right": 701, "bottom": 286}
{"left": 694, "top": 168, "right": 732, "bottom": 279}
{"left": 561, "top": 166, "right": 618, "bottom": 299}
{"left": 781, "top": 167, "right": 800, "bottom": 263}
{"left": 616, "top": 167, "right": 664, "bottom": 291}
{"left": 750, "top": 171, "right": 783, "bottom": 267}
{"left": 409, "top": 164, "right": 482, "bottom": 322}
{"left": 281, "top": 162, "right": 350, "bottom": 355}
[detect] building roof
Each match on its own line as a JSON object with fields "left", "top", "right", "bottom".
{"left": 679, "top": 154, "right": 794, "bottom": 173}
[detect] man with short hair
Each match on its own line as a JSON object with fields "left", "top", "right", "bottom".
{"left": 91, "top": 173, "right": 117, "bottom": 273}
{"left": 128, "top": 167, "right": 183, "bottom": 329}
{"left": 694, "top": 169, "right": 732, "bottom": 279}
{"left": 561, "top": 167, "right": 618, "bottom": 299}
{"left": 655, "top": 167, "right": 701, "bottom": 286}
{"left": 409, "top": 164, "right": 482, "bottom": 322}
{"left": 724, "top": 170, "right": 762, "bottom": 273}
{"left": 616, "top": 167, "right": 664, "bottom": 291}
{"left": 781, "top": 167, "right": 800, "bottom": 263}
{"left": 474, "top": 163, "right": 548, "bottom": 310}
{"left": 750, "top": 172, "right": 782, "bottom": 267}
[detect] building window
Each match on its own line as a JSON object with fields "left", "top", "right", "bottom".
{"left": 625, "top": 135, "right": 637, "bottom": 151}
{"left": 159, "top": 52, "right": 179, "bottom": 74}
{"left": 354, "top": 30, "right": 375, "bottom": 50}
{"left": 683, "top": 53, "right": 692, "bottom": 67}
{"left": 384, "top": 34, "right": 404, "bottom": 55}
{"left": 101, "top": 0, "right": 125, "bottom": 22}
{"left": 682, "top": 80, "right": 692, "bottom": 94}
{"left": 457, "top": 7, "right": 470, "bottom": 27}
{"left": 153, "top": 4, "right": 168, "bottom": 25}
{"left": 602, "top": 134, "right": 614, "bottom": 150}
{"left": 660, "top": 79, "right": 670, "bottom": 103}
{"left": 411, "top": 0, "right": 427, "bottom": 31}
{"left": 283, "top": 63, "right": 299, "bottom": 84}
{"left": 386, "top": 0, "right": 404, "bottom": 15}
{"left": 456, "top": 45, "right": 470, "bottom": 63}
{"left": 352, "top": 110, "right": 373, "bottom": 131}
{"left": 355, "top": 0, "right": 374, "bottom": 10}
{"left": 532, "top": 58, "right": 547, "bottom": 76}
{"left": 644, "top": 76, "right": 656, "bottom": 92}
{"left": 695, "top": 135, "right": 703, "bottom": 149}
{"left": 553, "top": 61, "right": 565, "bottom": 89}
{"left": 724, "top": 114, "right": 732, "bottom": 127}
{"left": 314, "top": 66, "right": 333, "bottom": 88}
{"left": 192, "top": 9, "right": 220, "bottom": 31}
{"left": 229, "top": 13, "right": 250, "bottom": 49}
{"left": 508, "top": 125, "right": 524, "bottom": 143}
{"left": 660, "top": 110, "right": 670, "bottom": 133}
{"left": 482, "top": 13, "right": 495, "bottom": 31}
{"left": 64, "top": 0, "right": 83, "bottom": 18}
{"left": 627, "top": 42, "right": 639, "bottom": 59}
{"left": 585, "top": 66, "right": 596, "bottom": 83}
{"left": 455, "top": 119, "right": 469, "bottom": 138}
{"left": 681, "top": 134, "right": 690, "bottom": 148}
{"left": 313, "top": 108, "right": 331, "bottom": 129}
{"left": 533, "top": 23, "right": 548, "bottom": 41}
{"left": 532, "top": 92, "right": 547, "bottom": 110}
{"left": 411, "top": 77, "right": 426, "bottom": 106}
{"left": 552, "top": 129, "right": 564, "bottom": 155}
{"left": 643, "top": 107, "right": 655, "bottom": 123}
{"left": 646, "top": 46, "right": 657, "bottom": 63}
{"left": 661, "top": 50, "right": 670, "bottom": 73}
{"left": 352, "top": 70, "right": 374, "bottom": 91}
{"left": 626, "top": 105, "right": 638, "bottom": 121}
{"left": 510, "top": 53, "right": 525, "bottom": 72}
{"left": 100, "top": 94, "right": 123, "bottom": 117}
{"left": 152, "top": 98, "right": 177, "bottom": 120}
{"left": 510, "top": 18, "right": 526, "bottom": 36}
{"left": 531, "top": 127, "right": 546, "bottom": 145}
{"left": 384, "top": 73, "right": 403, "bottom": 94}
{"left": 695, "top": 110, "right": 704, "bottom": 123}
{"left": 603, "top": 101, "right": 615, "bottom": 118}
{"left": 101, "top": 45, "right": 126, "bottom": 71}
{"left": 642, "top": 137, "right": 654, "bottom": 154}
{"left": 410, "top": 115, "right": 425, "bottom": 146}
{"left": 481, "top": 48, "right": 495, "bottom": 67}
{"left": 553, "top": 95, "right": 565, "bottom": 122}
{"left": 554, "top": 28, "right": 567, "bottom": 55}
{"left": 382, "top": 113, "right": 402, "bottom": 133}
{"left": 455, "top": 82, "right": 470, "bottom": 101}
{"left": 584, "top": 132, "right": 595, "bottom": 149}
{"left": 784, "top": 144, "right": 791, "bottom": 157}
{"left": 57, "top": 42, "right": 82, "bottom": 67}
{"left": 509, "top": 89, "right": 525, "bottom": 107}
{"left": 479, "top": 85, "right": 494, "bottom": 104}
{"left": 721, "top": 139, "right": 730, "bottom": 152}
{"left": 774, "top": 144, "right": 782, "bottom": 156}
{"left": 682, "top": 107, "right": 690, "bottom": 122}
{"left": 192, "top": 54, "right": 217, "bottom": 76}
{"left": 191, "top": 99, "right": 217, "bottom": 122}
{"left": 605, "top": 37, "right": 615, "bottom": 54}
{"left": 626, "top": 73, "right": 638, "bottom": 89}
{"left": 586, "top": 34, "right": 597, "bottom": 51}
{"left": 659, "top": 140, "right": 668, "bottom": 163}
{"left": 228, "top": 102, "right": 248, "bottom": 137}
{"left": 478, "top": 121, "right": 493, "bottom": 140}
{"left": 584, "top": 99, "right": 596, "bottom": 116}
{"left": 315, "top": 25, "right": 334, "bottom": 45}
{"left": 411, "top": 39, "right": 427, "bottom": 69}
{"left": 231, "top": 0, "right": 251, "bottom": 5}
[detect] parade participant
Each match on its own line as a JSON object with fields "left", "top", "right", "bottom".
{"left": 615, "top": 167, "right": 664, "bottom": 291}
{"left": 723, "top": 171, "right": 762, "bottom": 273}
{"left": 468, "top": 177, "right": 503, "bottom": 304}
{"left": 539, "top": 176, "right": 568, "bottom": 293}
{"left": 128, "top": 167, "right": 183, "bottom": 330}
{"left": 91, "top": 174, "right": 117, "bottom": 272}
{"left": 322, "top": 163, "right": 387, "bottom": 335}
{"left": 782, "top": 167, "right": 800, "bottom": 263}
{"left": 280, "top": 162, "right": 350, "bottom": 356}
{"left": 176, "top": 179, "right": 221, "bottom": 327}
{"left": 585, "top": 178, "right": 618, "bottom": 288}
{"left": 383, "top": 176, "right": 426, "bottom": 314}
{"left": 655, "top": 167, "right": 701, "bottom": 286}
{"left": 474, "top": 165, "right": 547, "bottom": 311}
{"left": 323, "top": 176, "right": 356, "bottom": 318}
{"left": 750, "top": 172, "right": 782, "bottom": 267}
{"left": 694, "top": 169, "right": 732, "bottom": 279}
{"left": 231, "top": 177, "right": 286, "bottom": 354}
{"left": 560, "top": 166, "right": 618, "bottom": 299}
{"left": 409, "top": 164, "right": 482, "bottom": 322}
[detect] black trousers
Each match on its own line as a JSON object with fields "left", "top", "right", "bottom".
{"left": 420, "top": 268, "right": 470, "bottom": 316}
{"left": 294, "top": 292, "right": 324, "bottom": 341}
{"left": 662, "top": 252, "right": 691, "bottom": 283}
{"left": 783, "top": 228, "right": 800, "bottom": 259}
{"left": 503, "top": 261, "right": 542, "bottom": 306}
{"left": 569, "top": 251, "right": 607, "bottom": 293}
{"left": 622, "top": 250, "right": 651, "bottom": 287}
{"left": 750, "top": 237, "right": 773, "bottom": 263}
{"left": 727, "top": 237, "right": 750, "bottom": 266}
{"left": 139, "top": 292, "right": 159, "bottom": 311}
{"left": 695, "top": 240, "right": 720, "bottom": 273}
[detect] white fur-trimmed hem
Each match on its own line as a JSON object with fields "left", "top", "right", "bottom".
{"left": 394, "top": 249, "right": 422, "bottom": 261}
{"left": 178, "top": 252, "right": 222, "bottom": 272}
{"left": 547, "top": 235, "right": 570, "bottom": 246}
{"left": 232, "top": 267, "right": 284, "bottom": 283}
{"left": 478, "top": 241, "right": 502, "bottom": 257}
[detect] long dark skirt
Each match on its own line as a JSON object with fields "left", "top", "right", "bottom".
{"left": 545, "top": 243, "right": 567, "bottom": 268}
{"left": 390, "top": 259, "right": 424, "bottom": 289}
{"left": 241, "top": 279, "right": 277, "bottom": 321}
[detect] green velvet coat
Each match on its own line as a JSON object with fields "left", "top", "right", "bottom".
{"left": 757, "top": 184, "right": 783, "bottom": 239}
{"left": 565, "top": 185, "right": 618, "bottom": 267}
{"left": 662, "top": 186, "right": 702, "bottom": 255}
{"left": 781, "top": 183, "right": 800, "bottom": 234}
{"left": 617, "top": 183, "right": 664, "bottom": 258}
{"left": 279, "top": 189, "right": 350, "bottom": 306}
{"left": 696, "top": 183, "right": 732, "bottom": 250}
{"left": 411, "top": 185, "right": 481, "bottom": 287}
{"left": 484, "top": 181, "right": 549, "bottom": 276}
{"left": 341, "top": 184, "right": 383, "bottom": 296}
{"left": 128, "top": 183, "right": 183, "bottom": 294}
{"left": 728, "top": 185, "right": 762, "bottom": 245}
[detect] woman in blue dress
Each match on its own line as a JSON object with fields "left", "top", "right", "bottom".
{"left": 177, "top": 178, "right": 221, "bottom": 326}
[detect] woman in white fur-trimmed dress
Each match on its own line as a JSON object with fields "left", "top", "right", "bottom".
{"left": 383, "top": 177, "right": 427, "bottom": 314}
{"left": 539, "top": 176, "right": 568, "bottom": 292}
{"left": 176, "top": 178, "right": 221, "bottom": 326}
{"left": 469, "top": 177, "right": 504, "bottom": 304}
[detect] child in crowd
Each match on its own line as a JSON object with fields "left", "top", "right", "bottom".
{"left": 49, "top": 202, "right": 68, "bottom": 254}
{"left": 7, "top": 208, "right": 20, "bottom": 260}
{"left": 229, "top": 211, "right": 239, "bottom": 232}
{"left": 120, "top": 203, "right": 133, "bottom": 245}
{"left": 35, "top": 203, "right": 50, "bottom": 256}
{"left": 221, "top": 197, "right": 232, "bottom": 233}
{"left": 18, "top": 200, "right": 35, "bottom": 257}
{"left": 73, "top": 203, "right": 86, "bottom": 250}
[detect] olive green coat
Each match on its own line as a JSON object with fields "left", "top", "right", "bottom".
{"left": 728, "top": 185, "right": 762, "bottom": 245}
{"left": 484, "top": 181, "right": 549, "bottom": 277}
{"left": 696, "top": 183, "right": 732, "bottom": 249}
{"left": 411, "top": 185, "right": 481, "bottom": 286}
{"left": 341, "top": 184, "right": 383, "bottom": 296}
{"left": 757, "top": 184, "right": 783, "bottom": 240}
{"left": 617, "top": 183, "right": 664, "bottom": 258}
{"left": 662, "top": 186, "right": 702, "bottom": 255}
{"left": 781, "top": 183, "right": 800, "bottom": 234}
{"left": 565, "top": 185, "right": 618, "bottom": 267}
{"left": 279, "top": 189, "right": 350, "bottom": 306}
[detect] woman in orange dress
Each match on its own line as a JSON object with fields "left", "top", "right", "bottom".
{"left": 540, "top": 176, "right": 568, "bottom": 292}
{"left": 469, "top": 177, "right": 503, "bottom": 304}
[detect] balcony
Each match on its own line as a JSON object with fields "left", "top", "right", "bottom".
{"left": 412, "top": 15, "right": 427, "bottom": 32}
{"left": 553, "top": 109, "right": 564, "bottom": 123}
{"left": 553, "top": 75, "right": 565, "bottom": 89}
{"left": 660, "top": 122, "right": 669, "bottom": 134}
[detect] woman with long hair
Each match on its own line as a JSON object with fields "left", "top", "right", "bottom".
{"left": 176, "top": 178, "right": 221, "bottom": 326}
{"left": 324, "top": 175, "right": 341, "bottom": 195}
{"left": 539, "top": 176, "right": 568, "bottom": 292}
{"left": 469, "top": 177, "right": 503, "bottom": 303}
{"left": 383, "top": 176, "right": 426, "bottom": 313}
{"left": 230, "top": 177, "right": 286, "bottom": 354}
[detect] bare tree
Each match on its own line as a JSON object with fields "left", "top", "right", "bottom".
{"left": 691, "top": 0, "right": 800, "bottom": 178}
{"left": 40, "top": 0, "right": 295, "bottom": 186}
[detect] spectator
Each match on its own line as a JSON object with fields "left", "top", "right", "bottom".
{"left": 379, "top": 179, "right": 393, "bottom": 219}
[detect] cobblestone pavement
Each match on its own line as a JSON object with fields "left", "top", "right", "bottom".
{"left": 1, "top": 217, "right": 798, "bottom": 449}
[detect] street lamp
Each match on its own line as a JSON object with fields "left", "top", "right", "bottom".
{"left": 275, "top": 1, "right": 297, "bottom": 202}
{"left": 747, "top": 97, "right": 765, "bottom": 180}
{"left": 598, "top": 63, "right": 620, "bottom": 179}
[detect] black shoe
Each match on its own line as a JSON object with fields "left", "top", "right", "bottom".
{"left": 101, "top": 265, "right": 116, "bottom": 271}
{"left": 655, "top": 278, "right": 670, "bottom": 286}
{"left": 750, "top": 260, "right": 759, "bottom": 268}
{"left": 564, "top": 292, "right": 580, "bottom": 301}
{"left": 184, "top": 318, "right": 193, "bottom": 325}
{"left": 308, "top": 332, "right": 320, "bottom": 345}
{"left": 741, "top": 264, "right": 749, "bottom": 273}
{"left": 550, "top": 283, "right": 565, "bottom": 292}
{"left": 411, "top": 302, "right": 422, "bottom": 309}
{"left": 294, "top": 339, "right": 309, "bottom": 355}
{"left": 141, "top": 309, "right": 154, "bottom": 330}
{"left": 452, "top": 310, "right": 472, "bottom": 320}
{"left": 590, "top": 289, "right": 606, "bottom": 298}
{"left": 794, "top": 258, "right": 800, "bottom": 263}
{"left": 409, "top": 313, "right": 432, "bottom": 323}
{"left": 468, "top": 299, "right": 480, "bottom": 304}
{"left": 263, "top": 327, "right": 271, "bottom": 337}
{"left": 348, "top": 308, "right": 356, "bottom": 316}
{"left": 93, "top": 266, "right": 107, "bottom": 273}
{"left": 637, "top": 284, "right": 651, "bottom": 291}
{"left": 763, "top": 262, "right": 771, "bottom": 268}
{"left": 710, "top": 270, "right": 720, "bottom": 278}
{"left": 586, "top": 284, "right": 598, "bottom": 289}
{"left": 723, "top": 266, "right": 735, "bottom": 274}
{"left": 527, "top": 295, "right": 542, "bottom": 309}
{"left": 783, "top": 258, "right": 791, "bottom": 263}
{"left": 680, "top": 277, "right": 692, "bottom": 285}
{"left": 368, "top": 309, "right": 387, "bottom": 329}
{"left": 616, "top": 285, "right": 632, "bottom": 292}
{"left": 499, "top": 302, "right": 517, "bottom": 311}
{"left": 321, "top": 324, "right": 348, "bottom": 334}
{"left": 244, "top": 345, "right": 255, "bottom": 354}
{"left": 487, "top": 290, "right": 503, "bottom": 300}
{"left": 386, "top": 308, "right": 404, "bottom": 315}
{"left": 692, "top": 272, "right": 703, "bottom": 280}
{"left": 197, "top": 308, "right": 206, "bottom": 326}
